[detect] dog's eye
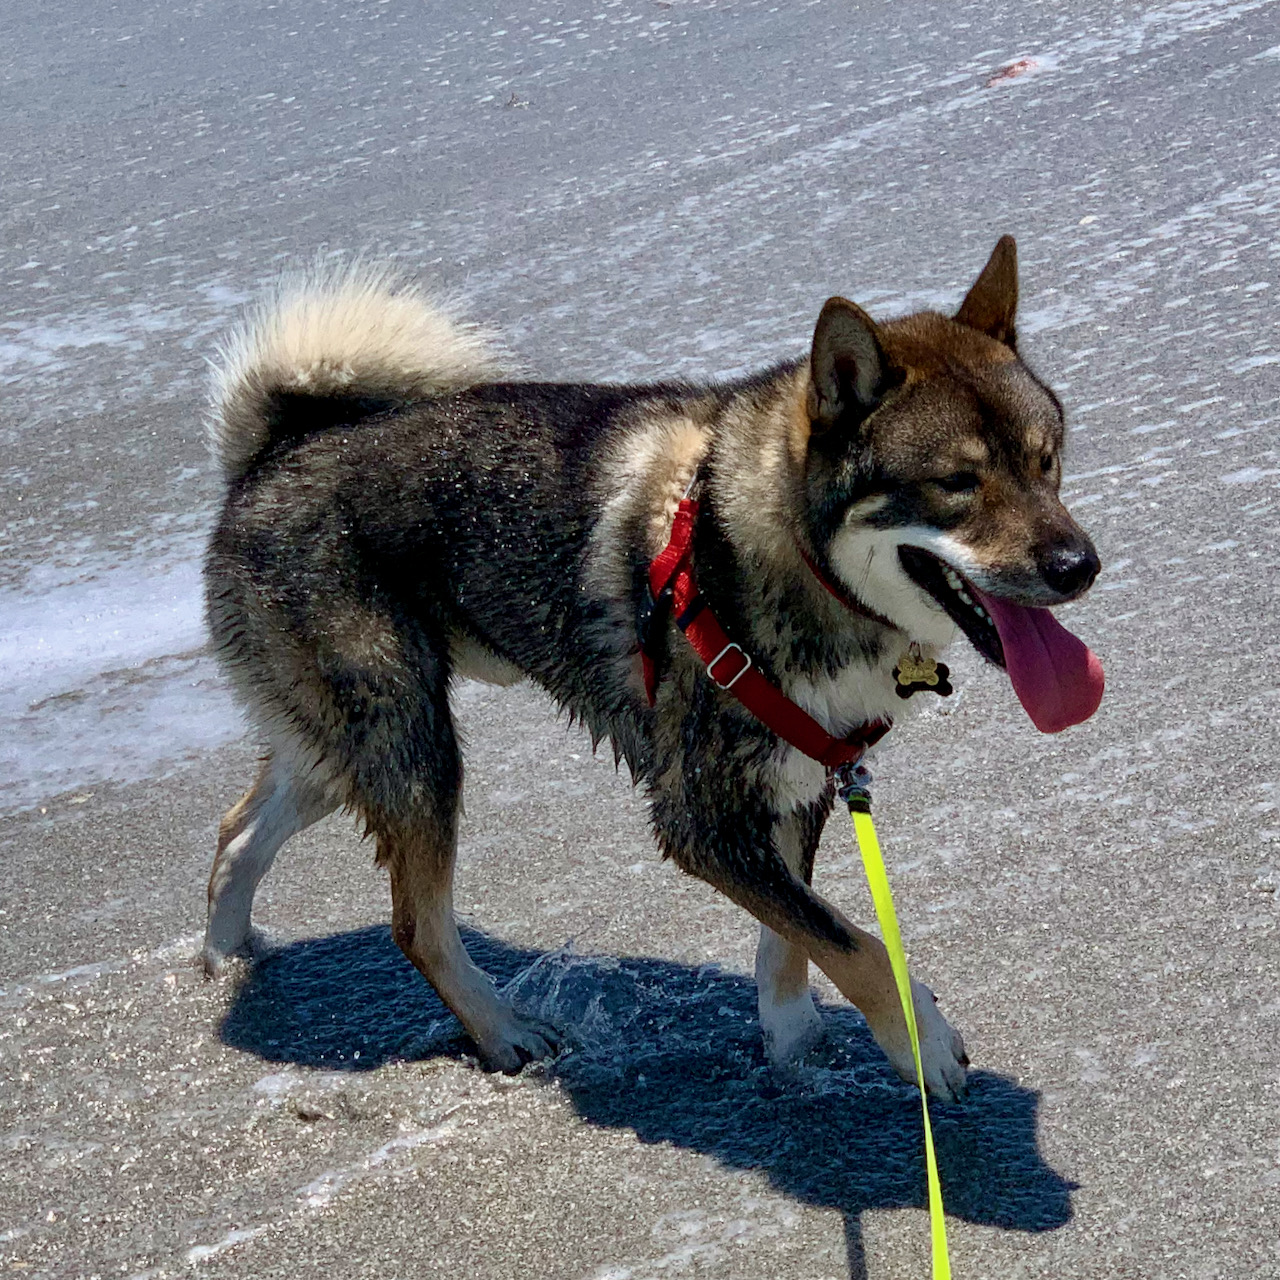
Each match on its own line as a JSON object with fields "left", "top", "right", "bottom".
{"left": 933, "top": 471, "right": 980, "bottom": 494}
{"left": 1040, "top": 455, "right": 1055, "bottom": 474}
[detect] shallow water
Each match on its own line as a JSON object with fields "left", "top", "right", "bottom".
{"left": 0, "top": 549, "right": 241, "bottom": 813}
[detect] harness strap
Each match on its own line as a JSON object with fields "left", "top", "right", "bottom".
{"left": 643, "top": 493, "right": 890, "bottom": 769}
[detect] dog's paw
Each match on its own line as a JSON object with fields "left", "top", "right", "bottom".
{"left": 477, "top": 1012, "right": 561, "bottom": 1074}
{"left": 760, "top": 991, "right": 825, "bottom": 1068}
{"left": 868, "top": 979, "right": 968, "bottom": 1102}
{"left": 199, "top": 941, "right": 245, "bottom": 979}
{"left": 200, "top": 927, "right": 270, "bottom": 979}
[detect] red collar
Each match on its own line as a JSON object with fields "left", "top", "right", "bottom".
{"left": 796, "top": 543, "right": 900, "bottom": 632}
{"left": 641, "top": 490, "right": 890, "bottom": 771}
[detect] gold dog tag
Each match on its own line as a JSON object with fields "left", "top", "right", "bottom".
{"left": 894, "top": 643, "right": 953, "bottom": 699}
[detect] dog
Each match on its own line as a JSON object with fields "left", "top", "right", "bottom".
{"left": 201, "top": 238, "right": 1103, "bottom": 1100}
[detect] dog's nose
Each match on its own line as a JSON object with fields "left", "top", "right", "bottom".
{"left": 1039, "top": 541, "right": 1101, "bottom": 597}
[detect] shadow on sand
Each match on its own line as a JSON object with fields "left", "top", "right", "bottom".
{"left": 220, "top": 925, "right": 1073, "bottom": 1276}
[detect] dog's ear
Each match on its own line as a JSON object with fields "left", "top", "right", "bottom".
{"left": 808, "top": 297, "right": 889, "bottom": 433}
{"left": 956, "top": 234, "right": 1019, "bottom": 347}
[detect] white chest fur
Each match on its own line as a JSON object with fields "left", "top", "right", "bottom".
{"left": 769, "top": 647, "right": 908, "bottom": 814}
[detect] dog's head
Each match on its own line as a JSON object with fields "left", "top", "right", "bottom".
{"left": 801, "top": 237, "right": 1103, "bottom": 731}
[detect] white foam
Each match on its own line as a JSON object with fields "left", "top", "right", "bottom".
{"left": 185, "top": 1227, "right": 266, "bottom": 1264}
{"left": 0, "top": 552, "right": 244, "bottom": 813}
{"left": 1230, "top": 354, "right": 1280, "bottom": 373}
{"left": 583, "top": 1201, "right": 801, "bottom": 1280}
{"left": 296, "top": 1119, "right": 460, "bottom": 1209}
{"left": 0, "top": 307, "right": 183, "bottom": 383}
{"left": 0, "top": 933, "right": 202, "bottom": 1008}
{"left": 0, "top": 558, "right": 206, "bottom": 704}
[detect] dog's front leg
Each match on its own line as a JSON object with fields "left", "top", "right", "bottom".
{"left": 741, "top": 861, "right": 967, "bottom": 1098}
{"left": 803, "top": 913, "right": 969, "bottom": 1101}
{"left": 755, "top": 805, "right": 826, "bottom": 1066}
{"left": 660, "top": 800, "right": 968, "bottom": 1099}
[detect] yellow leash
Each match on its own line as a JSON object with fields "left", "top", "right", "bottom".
{"left": 839, "top": 766, "right": 952, "bottom": 1280}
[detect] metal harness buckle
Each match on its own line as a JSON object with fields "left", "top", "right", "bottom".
{"left": 707, "top": 643, "right": 752, "bottom": 690}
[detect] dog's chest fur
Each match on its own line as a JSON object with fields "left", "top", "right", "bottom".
{"left": 771, "top": 644, "right": 912, "bottom": 813}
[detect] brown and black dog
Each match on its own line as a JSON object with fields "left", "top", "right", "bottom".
{"left": 202, "top": 239, "right": 1102, "bottom": 1099}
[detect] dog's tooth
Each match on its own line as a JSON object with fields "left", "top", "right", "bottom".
{"left": 957, "top": 589, "right": 972, "bottom": 606}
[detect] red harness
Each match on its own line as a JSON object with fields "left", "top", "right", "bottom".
{"left": 641, "top": 488, "right": 890, "bottom": 770}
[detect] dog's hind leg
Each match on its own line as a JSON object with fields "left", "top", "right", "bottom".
{"left": 379, "top": 815, "right": 559, "bottom": 1072}
{"left": 755, "top": 807, "right": 825, "bottom": 1065}
{"left": 306, "top": 610, "right": 558, "bottom": 1073}
{"left": 203, "top": 752, "right": 336, "bottom": 974}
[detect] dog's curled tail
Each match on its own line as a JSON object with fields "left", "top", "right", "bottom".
{"left": 209, "top": 263, "right": 503, "bottom": 483}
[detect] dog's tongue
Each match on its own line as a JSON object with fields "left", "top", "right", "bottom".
{"left": 973, "top": 590, "right": 1104, "bottom": 733}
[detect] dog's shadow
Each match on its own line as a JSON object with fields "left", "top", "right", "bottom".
{"left": 220, "top": 926, "right": 1073, "bottom": 1276}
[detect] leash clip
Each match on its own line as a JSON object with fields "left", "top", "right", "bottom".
{"left": 834, "top": 760, "right": 873, "bottom": 814}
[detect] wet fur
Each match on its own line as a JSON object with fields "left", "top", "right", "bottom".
{"left": 202, "top": 243, "right": 1097, "bottom": 1096}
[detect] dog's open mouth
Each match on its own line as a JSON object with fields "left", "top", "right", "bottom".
{"left": 897, "top": 545, "right": 1105, "bottom": 734}
{"left": 897, "top": 546, "right": 1005, "bottom": 668}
